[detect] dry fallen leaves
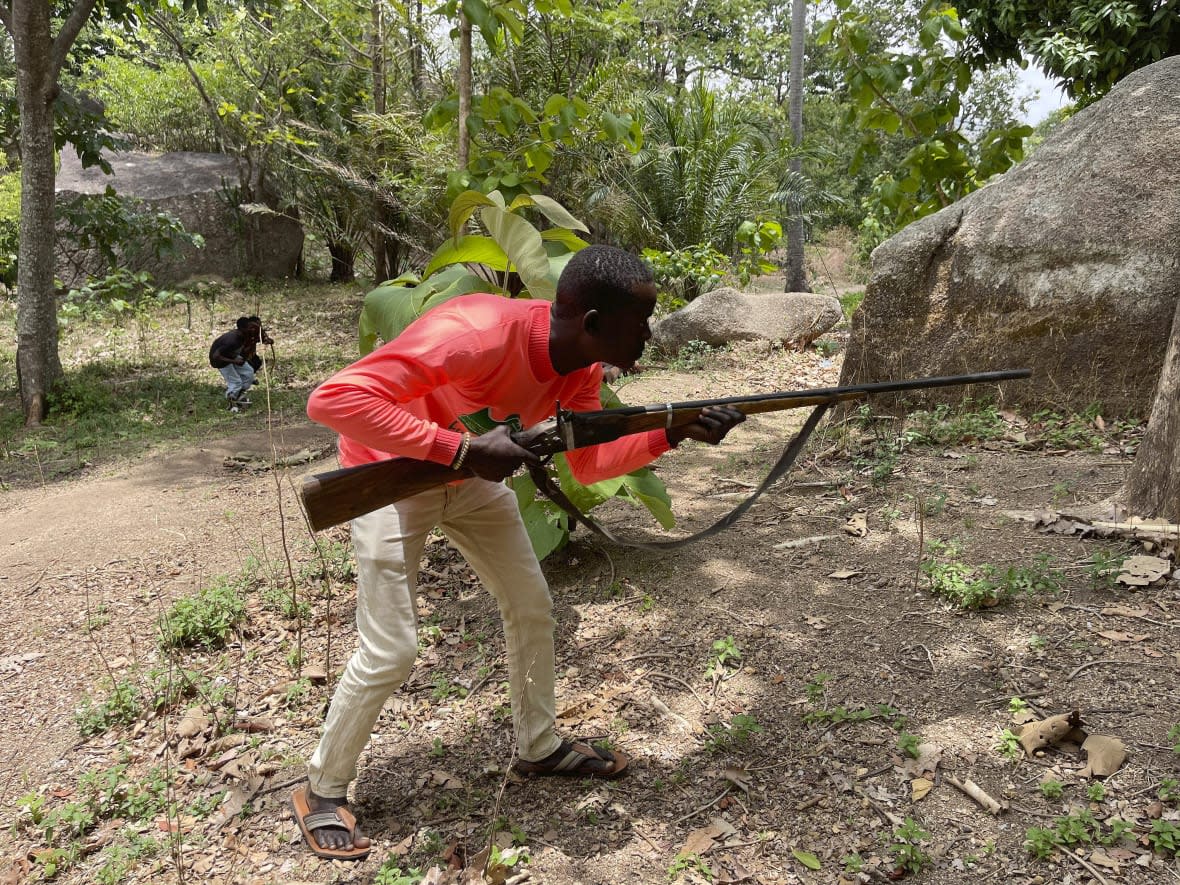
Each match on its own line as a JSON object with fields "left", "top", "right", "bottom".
{"left": 680, "top": 817, "right": 738, "bottom": 856}
{"left": 843, "top": 511, "right": 868, "bottom": 537}
{"left": 910, "top": 777, "right": 934, "bottom": 802}
{"left": 1081, "top": 734, "right": 1127, "bottom": 778}
{"left": 1116, "top": 554, "right": 1171, "bottom": 587}
{"left": 1016, "top": 711, "right": 1085, "bottom": 756}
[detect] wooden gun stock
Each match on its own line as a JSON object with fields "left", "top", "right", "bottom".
{"left": 301, "top": 459, "right": 477, "bottom": 532}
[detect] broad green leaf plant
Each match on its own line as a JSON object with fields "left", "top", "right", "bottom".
{"left": 359, "top": 190, "right": 673, "bottom": 559}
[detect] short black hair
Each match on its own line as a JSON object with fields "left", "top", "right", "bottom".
{"left": 235, "top": 316, "right": 256, "bottom": 330}
{"left": 555, "top": 245, "right": 654, "bottom": 317}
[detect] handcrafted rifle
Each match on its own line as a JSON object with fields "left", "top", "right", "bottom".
{"left": 300, "top": 368, "right": 1030, "bottom": 538}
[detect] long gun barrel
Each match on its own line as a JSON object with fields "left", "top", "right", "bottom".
{"left": 299, "top": 369, "right": 1030, "bottom": 532}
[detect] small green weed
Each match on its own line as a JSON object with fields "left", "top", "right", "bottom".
{"left": 805, "top": 672, "right": 831, "bottom": 705}
{"left": 995, "top": 729, "right": 1022, "bottom": 760}
{"left": 1039, "top": 779, "right": 1063, "bottom": 800}
{"left": 158, "top": 576, "right": 246, "bottom": 650}
{"left": 94, "top": 835, "right": 160, "bottom": 885}
{"left": 896, "top": 732, "right": 921, "bottom": 759}
{"left": 1168, "top": 723, "right": 1180, "bottom": 754}
{"left": 705, "top": 636, "right": 741, "bottom": 678}
{"left": 839, "top": 290, "right": 864, "bottom": 321}
{"left": 75, "top": 677, "right": 143, "bottom": 736}
{"left": 667, "top": 852, "right": 711, "bottom": 881}
{"left": 904, "top": 403, "right": 1006, "bottom": 447}
{"left": 1148, "top": 819, "right": 1180, "bottom": 855}
{"left": 1030, "top": 407, "right": 1104, "bottom": 451}
{"left": 920, "top": 541, "right": 1060, "bottom": 609}
{"left": 1026, "top": 808, "right": 1142, "bottom": 860}
{"left": 431, "top": 674, "right": 468, "bottom": 702}
{"left": 374, "top": 860, "right": 425, "bottom": 885}
{"left": 1087, "top": 550, "right": 1127, "bottom": 588}
{"left": 1159, "top": 778, "right": 1179, "bottom": 802}
{"left": 922, "top": 489, "right": 948, "bottom": 516}
{"left": 852, "top": 438, "right": 900, "bottom": 486}
{"left": 1086, "top": 783, "right": 1106, "bottom": 803}
{"left": 889, "top": 818, "right": 931, "bottom": 874}
{"left": 814, "top": 338, "right": 839, "bottom": 357}
{"left": 261, "top": 583, "right": 311, "bottom": 620}
{"left": 668, "top": 339, "right": 717, "bottom": 371}
{"left": 280, "top": 678, "right": 311, "bottom": 711}
{"left": 1008, "top": 696, "right": 1030, "bottom": 715}
{"left": 704, "top": 713, "right": 763, "bottom": 752}
{"left": 842, "top": 852, "right": 864, "bottom": 873}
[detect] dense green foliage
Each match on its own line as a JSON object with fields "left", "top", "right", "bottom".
{"left": 19, "top": 0, "right": 1157, "bottom": 288}
{"left": 956, "top": 0, "right": 1180, "bottom": 100}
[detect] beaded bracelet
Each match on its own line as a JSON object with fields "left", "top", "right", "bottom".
{"left": 451, "top": 432, "right": 472, "bottom": 471}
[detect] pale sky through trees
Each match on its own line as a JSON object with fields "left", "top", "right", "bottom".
{"left": 1016, "top": 63, "right": 1070, "bottom": 123}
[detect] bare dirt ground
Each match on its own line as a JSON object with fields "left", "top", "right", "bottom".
{"left": 2, "top": 335, "right": 1180, "bottom": 885}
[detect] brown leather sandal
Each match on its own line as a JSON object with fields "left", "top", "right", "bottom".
{"left": 513, "top": 741, "right": 630, "bottom": 779}
{"left": 290, "top": 785, "right": 371, "bottom": 861}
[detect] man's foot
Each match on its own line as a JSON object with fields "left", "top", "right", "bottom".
{"left": 290, "top": 785, "right": 371, "bottom": 860}
{"left": 513, "top": 740, "right": 630, "bottom": 779}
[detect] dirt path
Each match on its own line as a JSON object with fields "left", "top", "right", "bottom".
{"left": 0, "top": 419, "right": 336, "bottom": 808}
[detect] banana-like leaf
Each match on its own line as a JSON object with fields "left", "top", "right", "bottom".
{"left": 358, "top": 264, "right": 491, "bottom": 354}
{"left": 516, "top": 487, "right": 569, "bottom": 560}
{"left": 424, "top": 235, "right": 510, "bottom": 278}
{"left": 448, "top": 190, "right": 496, "bottom": 238}
{"left": 618, "top": 469, "right": 676, "bottom": 529}
{"left": 540, "top": 228, "right": 590, "bottom": 252}
{"left": 480, "top": 205, "right": 555, "bottom": 300}
{"left": 527, "top": 194, "right": 590, "bottom": 232}
{"left": 555, "top": 454, "right": 617, "bottom": 511}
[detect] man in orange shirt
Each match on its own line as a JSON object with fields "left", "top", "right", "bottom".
{"left": 292, "top": 246, "right": 744, "bottom": 859}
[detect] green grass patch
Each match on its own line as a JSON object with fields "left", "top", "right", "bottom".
{"left": 0, "top": 281, "right": 360, "bottom": 490}
{"left": 838, "top": 289, "right": 864, "bottom": 321}
{"left": 920, "top": 540, "right": 1061, "bottom": 609}
{"left": 158, "top": 576, "right": 247, "bottom": 651}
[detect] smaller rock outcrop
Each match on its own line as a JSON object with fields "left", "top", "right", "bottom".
{"left": 55, "top": 150, "right": 303, "bottom": 288}
{"left": 653, "top": 287, "right": 843, "bottom": 354}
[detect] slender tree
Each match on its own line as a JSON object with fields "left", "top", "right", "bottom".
{"left": 2, "top": 0, "right": 200, "bottom": 425}
{"left": 457, "top": 11, "right": 472, "bottom": 169}
{"left": 2, "top": 0, "right": 95, "bottom": 424}
{"left": 784, "top": 0, "right": 808, "bottom": 292}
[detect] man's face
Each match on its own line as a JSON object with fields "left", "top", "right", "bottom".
{"left": 591, "top": 282, "right": 657, "bottom": 371}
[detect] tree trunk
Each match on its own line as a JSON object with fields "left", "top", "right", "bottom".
{"left": 11, "top": 0, "right": 64, "bottom": 424}
{"left": 370, "top": 0, "right": 391, "bottom": 282}
{"left": 784, "top": 0, "right": 809, "bottom": 293}
{"left": 327, "top": 241, "right": 356, "bottom": 283}
{"left": 457, "top": 11, "right": 472, "bottom": 170}
{"left": 1125, "top": 295, "right": 1180, "bottom": 520}
{"left": 410, "top": 0, "right": 425, "bottom": 103}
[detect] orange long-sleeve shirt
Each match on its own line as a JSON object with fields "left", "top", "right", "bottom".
{"left": 307, "top": 294, "right": 670, "bottom": 484}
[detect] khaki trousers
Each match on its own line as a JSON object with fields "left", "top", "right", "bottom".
{"left": 307, "top": 478, "right": 561, "bottom": 798}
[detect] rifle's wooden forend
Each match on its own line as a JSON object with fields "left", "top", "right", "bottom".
{"left": 299, "top": 369, "right": 1030, "bottom": 532}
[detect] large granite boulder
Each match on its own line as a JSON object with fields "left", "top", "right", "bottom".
{"left": 840, "top": 56, "right": 1180, "bottom": 417}
{"left": 653, "top": 287, "right": 843, "bottom": 353}
{"left": 55, "top": 150, "right": 303, "bottom": 287}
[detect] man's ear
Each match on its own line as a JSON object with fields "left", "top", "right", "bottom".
{"left": 581, "top": 308, "right": 600, "bottom": 335}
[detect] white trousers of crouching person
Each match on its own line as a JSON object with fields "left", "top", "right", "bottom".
{"left": 307, "top": 477, "right": 562, "bottom": 798}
